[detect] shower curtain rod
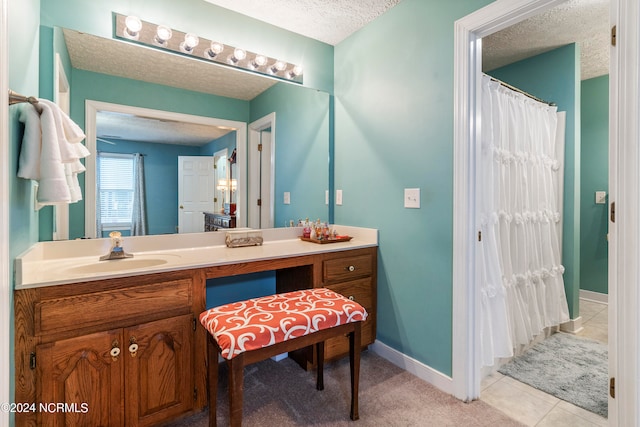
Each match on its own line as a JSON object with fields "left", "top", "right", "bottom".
{"left": 484, "top": 74, "right": 555, "bottom": 106}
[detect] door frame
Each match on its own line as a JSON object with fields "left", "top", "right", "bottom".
{"left": 452, "top": 0, "right": 637, "bottom": 424}
{"left": 248, "top": 112, "right": 276, "bottom": 229}
{"left": 0, "top": 0, "right": 10, "bottom": 424}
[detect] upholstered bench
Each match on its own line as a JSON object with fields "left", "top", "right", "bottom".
{"left": 199, "top": 288, "right": 368, "bottom": 427}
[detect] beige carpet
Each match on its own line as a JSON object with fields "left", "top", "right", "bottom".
{"left": 167, "top": 351, "right": 523, "bottom": 426}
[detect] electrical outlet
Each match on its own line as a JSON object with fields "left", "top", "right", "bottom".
{"left": 284, "top": 192, "right": 291, "bottom": 204}
{"left": 404, "top": 188, "right": 420, "bottom": 208}
{"left": 336, "top": 190, "right": 343, "bottom": 206}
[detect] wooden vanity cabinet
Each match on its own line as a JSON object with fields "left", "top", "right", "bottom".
{"left": 287, "top": 247, "right": 377, "bottom": 368}
{"left": 14, "top": 270, "right": 207, "bottom": 427}
{"left": 15, "top": 245, "right": 377, "bottom": 424}
{"left": 321, "top": 248, "right": 377, "bottom": 361}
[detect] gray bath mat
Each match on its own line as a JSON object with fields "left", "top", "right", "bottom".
{"left": 498, "top": 332, "right": 608, "bottom": 417}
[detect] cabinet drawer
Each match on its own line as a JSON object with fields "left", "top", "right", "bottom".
{"left": 326, "top": 278, "right": 372, "bottom": 312}
{"left": 325, "top": 278, "right": 375, "bottom": 360}
{"left": 323, "top": 254, "right": 372, "bottom": 283}
{"left": 35, "top": 279, "right": 192, "bottom": 336}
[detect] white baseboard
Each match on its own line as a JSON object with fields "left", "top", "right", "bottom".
{"left": 370, "top": 340, "right": 453, "bottom": 395}
{"left": 580, "top": 289, "right": 608, "bottom": 304}
{"left": 560, "top": 316, "right": 584, "bottom": 334}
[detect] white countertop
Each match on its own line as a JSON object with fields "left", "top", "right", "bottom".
{"left": 15, "top": 226, "right": 378, "bottom": 289}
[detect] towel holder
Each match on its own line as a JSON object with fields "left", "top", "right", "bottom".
{"left": 8, "top": 89, "right": 39, "bottom": 106}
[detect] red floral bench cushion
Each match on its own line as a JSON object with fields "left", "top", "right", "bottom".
{"left": 199, "top": 288, "right": 368, "bottom": 360}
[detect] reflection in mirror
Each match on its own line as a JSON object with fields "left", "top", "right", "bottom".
{"left": 248, "top": 113, "right": 276, "bottom": 229}
{"left": 85, "top": 101, "right": 247, "bottom": 237}
{"left": 53, "top": 27, "right": 330, "bottom": 239}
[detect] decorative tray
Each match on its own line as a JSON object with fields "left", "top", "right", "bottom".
{"left": 299, "top": 236, "right": 352, "bottom": 244}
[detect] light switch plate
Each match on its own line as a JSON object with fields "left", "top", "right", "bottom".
{"left": 404, "top": 188, "right": 420, "bottom": 208}
{"left": 336, "top": 190, "right": 343, "bottom": 206}
{"left": 595, "top": 191, "right": 607, "bottom": 205}
{"left": 325, "top": 190, "right": 329, "bottom": 205}
{"left": 284, "top": 192, "right": 290, "bottom": 204}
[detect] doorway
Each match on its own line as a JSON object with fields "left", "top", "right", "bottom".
{"left": 451, "top": 0, "right": 630, "bottom": 424}
{"left": 248, "top": 113, "right": 276, "bottom": 229}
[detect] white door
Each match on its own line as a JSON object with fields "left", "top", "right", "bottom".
{"left": 177, "top": 156, "right": 214, "bottom": 233}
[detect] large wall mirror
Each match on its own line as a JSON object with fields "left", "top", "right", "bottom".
{"left": 46, "top": 27, "right": 330, "bottom": 239}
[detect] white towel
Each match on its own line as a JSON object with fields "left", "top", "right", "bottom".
{"left": 16, "top": 103, "right": 42, "bottom": 180}
{"left": 15, "top": 99, "right": 91, "bottom": 204}
{"left": 36, "top": 102, "right": 72, "bottom": 204}
{"left": 38, "top": 99, "right": 88, "bottom": 163}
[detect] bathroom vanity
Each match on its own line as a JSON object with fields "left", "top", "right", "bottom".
{"left": 14, "top": 226, "right": 377, "bottom": 426}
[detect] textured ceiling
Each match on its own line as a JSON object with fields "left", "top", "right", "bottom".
{"left": 203, "top": 0, "right": 402, "bottom": 45}
{"left": 96, "top": 111, "right": 233, "bottom": 146}
{"left": 483, "top": 0, "right": 610, "bottom": 80}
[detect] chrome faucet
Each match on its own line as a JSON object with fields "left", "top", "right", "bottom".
{"left": 100, "top": 231, "right": 134, "bottom": 261}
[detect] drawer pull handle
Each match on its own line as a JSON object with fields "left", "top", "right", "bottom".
{"left": 346, "top": 265, "right": 356, "bottom": 272}
{"left": 110, "top": 340, "right": 121, "bottom": 360}
{"left": 129, "top": 337, "right": 138, "bottom": 357}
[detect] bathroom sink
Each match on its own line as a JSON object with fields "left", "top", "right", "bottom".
{"left": 65, "top": 255, "right": 177, "bottom": 275}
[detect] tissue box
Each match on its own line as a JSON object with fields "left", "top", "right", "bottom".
{"left": 225, "top": 230, "right": 263, "bottom": 248}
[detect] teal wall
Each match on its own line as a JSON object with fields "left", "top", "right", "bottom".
{"left": 251, "top": 83, "right": 330, "bottom": 226}
{"left": 334, "top": 0, "right": 493, "bottom": 376}
{"left": 488, "top": 44, "right": 581, "bottom": 318}
{"left": 580, "top": 75, "right": 609, "bottom": 295}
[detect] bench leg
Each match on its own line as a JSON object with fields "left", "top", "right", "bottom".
{"left": 228, "top": 353, "right": 245, "bottom": 427}
{"left": 316, "top": 341, "right": 325, "bottom": 391}
{"left": 208, "top": 336, "right": 219, "bottom": 427}
{"left": 349, "top": 322, "right": 362, "bottom": 421}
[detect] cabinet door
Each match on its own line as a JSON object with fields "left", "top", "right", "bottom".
{"left": 37, "top": 329, "right": 124, "bottom": 427}
{"left": 325, "top": 278, "right": 375, "bottom": 360}
{"left": 125, "top": 314, "right": 194, "bottom": 426}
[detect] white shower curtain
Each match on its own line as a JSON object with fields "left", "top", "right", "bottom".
{"left": 479, "top": 75, "right": 570, "bottom": 367}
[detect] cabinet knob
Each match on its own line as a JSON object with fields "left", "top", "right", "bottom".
{"left": 346, "top": 265, "right": 356, "bottom": 272}
{"left": 110, "top": 340, "right": 121, "bottom": 360}
{"left": 129, "top": 337, "right": 138, "bottom": 357}
{"left": 348, "top": 295, "right": 355, "bottom": 301}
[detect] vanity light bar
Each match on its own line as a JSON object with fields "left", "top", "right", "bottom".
{"left": 114, "top": 13, "right": 303, "bottom": 84}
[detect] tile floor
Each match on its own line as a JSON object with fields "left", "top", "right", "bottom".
{"left": 481, "top": 298, "right": 609, "bottom": 426}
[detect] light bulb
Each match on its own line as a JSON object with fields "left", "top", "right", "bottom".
{"left": 154, "top": 25, "right": 172, "bottom": 46}
{"left": 180, "top": 33, "right": 199, "bottom": 53}
{"left": 124, "top": 16, "right": 142, "bottom": 40}
{"left": 234, "top": 48, "right": 247, "bottom": 61}
{"left": 228, "top": 48, "right": 246, "bottom": 64}
{"left": 287, "top": 65, "right": 303, "bottom": 79}
{"left": 270, "top": 60, "right": 287, "bottom": 74}
{"left": 250, "top": 54, "right": 267, "bottom": 69}
{"left": 205, "top": 42, "right": 225, "bottom": 59}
